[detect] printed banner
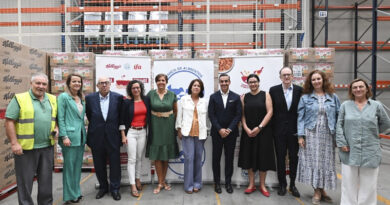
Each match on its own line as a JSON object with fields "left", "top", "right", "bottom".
{"left": 219, "top": 56, "right": 284, "bottom": 94}
{"left": 95, "top": 55, "right": 152, "bottom": 96}
{"left": 152, "top": 59, "right": 214, "bottom": 182}
{"left": 152, "top": 59, "right": 215, "bottom": 100}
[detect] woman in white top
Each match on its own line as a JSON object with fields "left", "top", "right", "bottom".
{"left": 176, "top": 79, "right": 208, "bottom": 194}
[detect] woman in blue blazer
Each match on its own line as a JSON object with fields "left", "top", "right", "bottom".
{"left": 58, "top": 73, "right": 87, "bottom": 204}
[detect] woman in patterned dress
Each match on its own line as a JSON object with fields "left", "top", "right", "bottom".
{"left": 297, "top": 70, "right": 340, "bottom": 205}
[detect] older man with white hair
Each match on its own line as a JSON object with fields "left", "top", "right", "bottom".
{"left": 5, "top": 72, "right": 58, "bottom": 205}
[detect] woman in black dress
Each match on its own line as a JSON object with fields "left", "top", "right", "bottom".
{"left": 238, "top": 74, "right": 276, "bottom": 197}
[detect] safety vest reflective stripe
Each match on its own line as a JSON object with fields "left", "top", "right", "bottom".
{"left": 17, "top": 119, "right": 34, "bottom": 123}
{"left": 16, "top": 134, "right": 35, "bottom": 139}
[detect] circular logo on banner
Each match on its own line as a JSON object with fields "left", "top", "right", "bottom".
{"left": 166, "top": 66, "right": 203, "bottom": 100}
{"left": 168, "top": 145, "right": 206, "bottom": 177}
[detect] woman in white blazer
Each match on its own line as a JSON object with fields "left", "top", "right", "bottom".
{"left": 176, "top": 79, "right": 208, "bottom": 194}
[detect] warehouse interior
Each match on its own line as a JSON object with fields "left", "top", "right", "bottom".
{"left": 1, "top": 0, "right": 390, "bottom": 204}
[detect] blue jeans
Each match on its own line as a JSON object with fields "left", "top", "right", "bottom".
{"left": 182, "top": 136, "right": 205, "bottom": 191}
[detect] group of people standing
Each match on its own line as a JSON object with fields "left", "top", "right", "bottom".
{"left": 5, "top": 66, "right": 390, "bottom": 205}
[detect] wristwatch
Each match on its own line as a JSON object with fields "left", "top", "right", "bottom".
{"left": 258, "top": 125, "right": 263, "bottom": 129}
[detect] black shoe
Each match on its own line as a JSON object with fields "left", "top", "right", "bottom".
{"left": 214, "top": 183, "right": 222, "bottom": 194}
{"left": 96, "top": 190, "right": 108, "bottom": 199}
{"left": 277, "top": 186, "right": 287, "bottom": 196}
{"left": 225, "top": 184, "right": 233, "bottom": 194}
{"left": 289, "top": 186, "right": 300, "bottom": 198}
{"left": 111, "top": 191, "right": 121, "bottom": 201}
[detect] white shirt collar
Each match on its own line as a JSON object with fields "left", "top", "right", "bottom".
{"left": 99, "top": 92, "right": 110, "bottom": 100}
{"left": 282, "top": 84, "right": 293, "bottom": 91}
{"left": 220, "top": 89, "right": 229, "bottom": 96}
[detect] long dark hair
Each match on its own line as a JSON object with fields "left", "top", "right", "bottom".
{"left": 66, "top": 73, "right": 84, "bottom": 100}
{"left": 126, "top": 80, "right": 145, "bottom": 100}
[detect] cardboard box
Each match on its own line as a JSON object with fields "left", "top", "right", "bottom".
{"left": 220, "top": 49, "right": 241, "bottom": 57}
{"left": 196, "top": 50, "right": 219, "bottom": 59}
{"left": 1, "top": 55, "right": 47, "bottom": 75}
{"left": 289, "top": 63, "right": 313, "bottom": 77}
{"left": 73, "top": 67, "right": 94, "bottom": 80}
{"left": 73, "top": 52, "right": 95, "bottom": 66}
{"left": 0, "top": 119, "right": 16, "bottom": 192}
{"left": 288, "top": 48, "right": 314, "bottom": 61}
{"left": 172, "top": 49, "right": 191, "bottom": 59}
{"left": 0, "top": 37, "right": 47, "bottom": 64}
{"left": 103, "top": 50, "right": 123, "bottom": 56}
{"left": 0, "top": 85, "right": 31, "bottom": 109}
{"left": 149, "top": 50, "right": 172, "bottom": 59}
{"left": 50, "top": 67, "right": 73, "bottom": 81}
{"left": 51, "top": 80, "right": 66, "bottom": 93}
{"left": 314, "top": 48, "right": 335, "bottom": 61}
{"left": 313, "top": 63, "right": 335, "bottom": 78}
{"left": 83, "top": 79, "right": 94, "bottom": 94}
{"left": 49, "top": 53, "right": 73, "bottom": 66}
{"left": 242, "top": 49, "right": 285, "bottom": 56}
{"left": 122, "top": 50, "right": 147, "bottom": 57}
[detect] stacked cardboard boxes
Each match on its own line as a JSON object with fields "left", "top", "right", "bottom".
{"left": 49, "top": 52, "right": 96, "bottom": 169}
{"left": 0, "top": 37, "right": 48, "bottom": 194}
{"left": 288, "top": 48, "right": 335, "bottom": 86}
{"left": 49, "top": 52, "right": 95, "bottom": 95}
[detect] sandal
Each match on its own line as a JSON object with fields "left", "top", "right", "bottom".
{"left": 193, "top": 188, "right": 200, "bottom": 193}
{"left": 131, "top": 190, "right": 140, "bottom": 197}
{"left": 163, "top": 182, "right": 171, "bottom": 191}
{"left": 185, "top": 190, "right": 193, "bottom": 194}
{"left": 136, "top": 179, "right": 142, "bottom": 191}
{"left": 153, "top": 184, "right": 164, "bottom": 194}
{"left": 136, "top": 183, "right": 142, "bottom": 191}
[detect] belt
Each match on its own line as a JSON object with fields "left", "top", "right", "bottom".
{"left": 130, "top": 126, "right": 146, "bottom": 130}
{"left": 151, "top": 110, "right": 173, "bottom": 118}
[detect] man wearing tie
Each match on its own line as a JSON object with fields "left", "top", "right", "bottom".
{"left": 86, "top": 77, "right": 123, "bottom": 200}
{"left": 208, "top": 73, "right": 242, "bottom": 194}
{"left": 269, "top": 67, "right": 302, "bottom": 197}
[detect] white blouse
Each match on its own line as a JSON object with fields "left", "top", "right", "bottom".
{"left": 176, "top": 95, "right": 209, "bottom": 140}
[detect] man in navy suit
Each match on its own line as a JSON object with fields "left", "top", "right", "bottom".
{"left": 208, "top": 73, "right": 242, "bottom": 194}
{"left": 269, "top": 67, "right": 302, "bottom": 197}
{"left": 86, "top": 77, "right": 123, "bottom": 201}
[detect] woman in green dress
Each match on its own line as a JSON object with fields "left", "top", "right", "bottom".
{"left": 146, "top": 73, "right": 179, "bottom": 194}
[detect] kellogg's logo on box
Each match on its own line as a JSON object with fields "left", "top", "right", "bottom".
{"left": 2, "top": 57, "right": 22, "bottom": 69}
{"left": 2, "top": 40, "right": 22, "bottom": 52}
{"left": 29, "top": 48, "right": 43, "bottom": 58}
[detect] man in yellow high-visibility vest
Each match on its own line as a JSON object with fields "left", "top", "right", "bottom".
{"left": 5, "top": 72, "right": 58, "bottom": 205}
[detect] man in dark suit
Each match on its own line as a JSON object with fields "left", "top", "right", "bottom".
{"left": 208, "top": 73, "right": 242, "bottom": 194}
{"left": 86, "top": 77, "right": 123, "bottom": 201}
{"left": 269, "top": 67, "right": 302, "bottom": 197}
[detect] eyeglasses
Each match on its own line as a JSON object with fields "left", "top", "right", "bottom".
{"left": 98, "top": 81, "right": 110, "bottom": 85}
{"left": 281, "top": 74, "right": 292, "bottom": 77}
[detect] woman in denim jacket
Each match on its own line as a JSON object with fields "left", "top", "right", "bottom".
{"left": 297, "top": 70, "right": 340, "bottom": 205}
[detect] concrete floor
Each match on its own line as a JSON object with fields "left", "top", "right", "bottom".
{"left": 1, "top": 149, "right": 390, "bottom": 205}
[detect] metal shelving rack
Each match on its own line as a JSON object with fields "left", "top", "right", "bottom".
{"left": 0, "top": 0, "right": 305, "bottom": 54}
{"left": 312, "top": 0, "right": 390, "bottom": 98}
